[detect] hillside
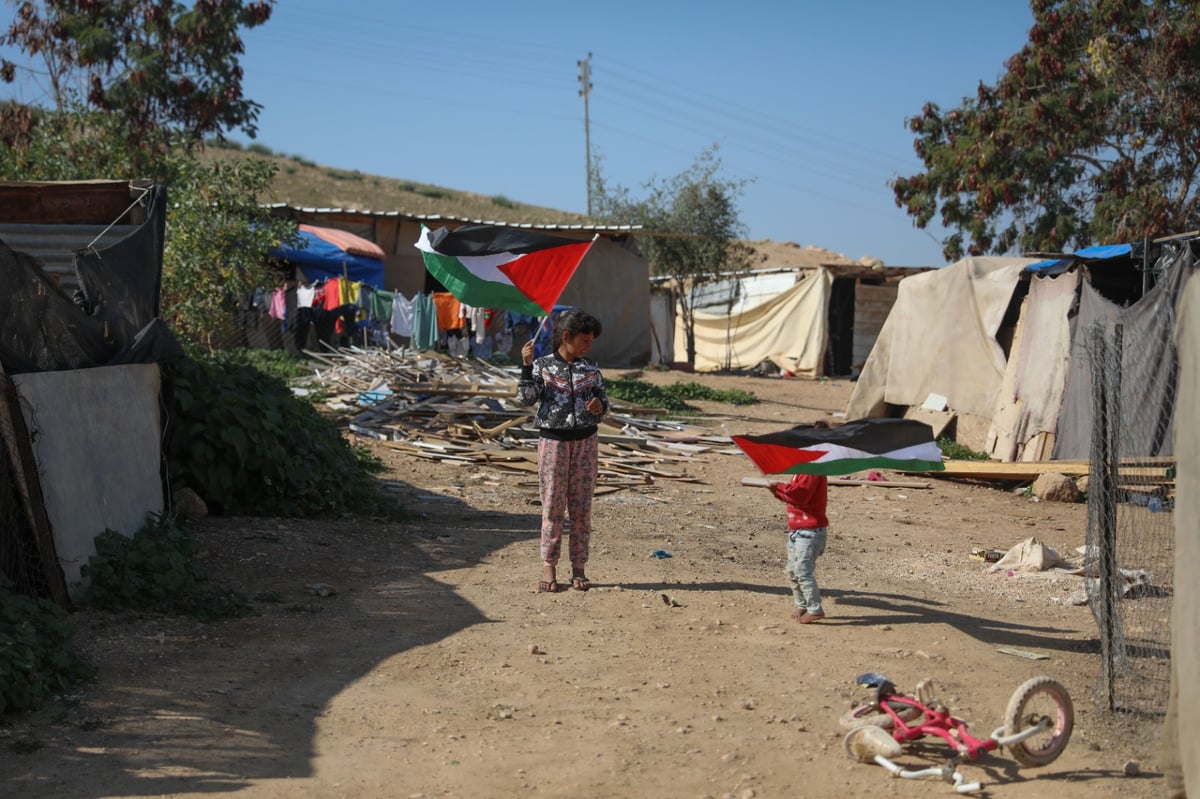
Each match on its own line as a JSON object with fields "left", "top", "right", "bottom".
{"left": 209, "top": 144, "right": 869, "bottom": 270}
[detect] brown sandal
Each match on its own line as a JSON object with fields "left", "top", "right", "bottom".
{"left": 537, "top": 580, "right": 559, "bottom": 593}
{"left": 571, "top": 575, "right": 591, "bottom": 591}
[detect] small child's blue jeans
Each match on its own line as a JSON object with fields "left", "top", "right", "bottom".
{"left": 786, "top": 527, "right": 827, "bottom": 614}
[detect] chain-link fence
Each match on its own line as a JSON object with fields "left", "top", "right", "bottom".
{"left": 1085, "top": 242, "right": 1193, "bottom": 719}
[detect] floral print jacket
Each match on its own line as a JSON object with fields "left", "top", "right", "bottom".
{"left": 517, "top": 352, "right": 609, "bottom": 441}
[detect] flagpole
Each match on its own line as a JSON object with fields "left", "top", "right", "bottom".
{"left": 532, "top": 312, "right": 552, "bottom": 342}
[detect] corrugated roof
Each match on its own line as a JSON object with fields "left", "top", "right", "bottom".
{"left": 262, "top": 203, "right": 642, "bottom": 235}
{"left": 0, "top": 222, "right": 139, "bottom": 293}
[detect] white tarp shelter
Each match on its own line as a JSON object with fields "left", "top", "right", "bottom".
{"left": 844, "top": 256, "right": 1040, "bottom": 440}
{"left": 672, "top": 267, "right": 833, "bottom": 375}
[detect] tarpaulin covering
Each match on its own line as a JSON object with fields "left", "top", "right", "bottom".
{"left": 986, "top": 270, "right": 1080, "bottom": 461}
{"left": 1051, "top": 243, "right": 1193, "bottom": 459}
{"left": 0, "top": 185, "right": 182, "bottom": 374}
{"left": 269, "top": 224, "right": 385, "bottom": 288}
{"left": 845, "top": 256, "right": 1039, "bottom": 420}
{"left": 678, "top": 267, "right": 831, "bottom": 375}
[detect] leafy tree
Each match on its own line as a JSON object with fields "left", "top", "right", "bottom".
{"left": 893, "top": 0, "right": 1200, "bottom": 260}
{"left": 2, "top": 0, "right": 274, "bottom": 175}
{"left": 592, "top": 146, "right": 760, "bottom": 367}
{"left": 160, "top": 152, "right": 294, "bottom": 350}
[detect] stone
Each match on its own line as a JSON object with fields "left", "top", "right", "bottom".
{"left": 1031, "top": 472, "right": 1081, "bottom": 503}
{"left": 173, "top": 486, "right": 208, "bottom": 519}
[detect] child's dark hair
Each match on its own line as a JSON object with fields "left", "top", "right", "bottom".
{"left": 552, "top": 309, "right": 602, "bottom": 349}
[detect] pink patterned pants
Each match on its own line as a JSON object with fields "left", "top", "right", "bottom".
{"left": 537, "top": 435, "right": 599, "bottom": 568}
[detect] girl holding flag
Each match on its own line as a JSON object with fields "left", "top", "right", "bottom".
{"left": 517, "top": 309, "right": 610, "bottom": 593}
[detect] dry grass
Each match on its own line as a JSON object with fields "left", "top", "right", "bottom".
{"left": 206, "top": 143, "right": 591, "bottom": 225}
{"left": 206, "top": 141, "right": 859, "bottom": 269}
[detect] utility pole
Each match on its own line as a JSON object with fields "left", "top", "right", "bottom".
{"left": 577, "top": 52, "right": 593, "bottom": 216}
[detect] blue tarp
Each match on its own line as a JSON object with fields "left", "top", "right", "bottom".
{"left": 269, "top": 227, "right": 385, "bottom": 288}
{"left": 1027, "top": 242, "right": 1135, "bottom": 274}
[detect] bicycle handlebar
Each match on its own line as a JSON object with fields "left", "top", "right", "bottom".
{"left": 870, "top": 753, "right": 982, "bottom": 794}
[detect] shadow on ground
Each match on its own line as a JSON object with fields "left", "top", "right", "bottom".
{"left": 0, "top": 486, "right": 539, "bottom": 798}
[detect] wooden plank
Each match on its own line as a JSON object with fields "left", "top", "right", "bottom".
{"left": 389, "top": 382, "right": 516, "bottom": 397}
{"left": 0, "top": 365, "right": 71, "bottom": 607}
{"left": 926, "top": 459, "right": 1175, "bottom": 481}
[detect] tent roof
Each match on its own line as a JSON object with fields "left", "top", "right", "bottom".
{"left": 268, "top": 224, "right": 385, "bottom": 288}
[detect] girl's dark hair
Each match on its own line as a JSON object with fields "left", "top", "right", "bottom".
{"left": 552, "top": 309, "right": 602, "bottom": 349}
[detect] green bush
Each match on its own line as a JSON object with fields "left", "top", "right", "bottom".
{"left": 938, "top": 436, "right": 991, "bottom": 460}
{"left": 606, "top": 379, "right": 758, "bottom": 412}
{"left": 0, "top": 576, "right": 94, "bottom": 715}
{"left": 165, "top": 355, "right": 403, "bottom": 518}
{"left": 80, "top": 515, "right": 250, "bottom": 620}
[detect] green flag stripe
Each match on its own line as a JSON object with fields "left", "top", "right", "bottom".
{"left": 772, "top": 457, "right": 947, "bottom": 476}
{"left": 422, "top": 251, "right": 545, "bottom": 317}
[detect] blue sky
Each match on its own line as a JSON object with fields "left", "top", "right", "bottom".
{"left": 4, "top": 1, "right": 1037, "bottom": 267}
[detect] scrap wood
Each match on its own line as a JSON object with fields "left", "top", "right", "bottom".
{"left": 928, "top": 459, "right": 1175, "bottom": 482}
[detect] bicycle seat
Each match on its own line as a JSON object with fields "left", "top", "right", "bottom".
{"left": 855, "top": 672, "right": 897, "bottom": 702}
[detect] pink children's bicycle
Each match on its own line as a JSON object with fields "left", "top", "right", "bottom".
{"left": 840, "top": 672, "right": 1074, "bottom": 794}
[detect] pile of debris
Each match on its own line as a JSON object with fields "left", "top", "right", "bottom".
{"left": 296, "top": 346, "right": 737, "bottom": 495}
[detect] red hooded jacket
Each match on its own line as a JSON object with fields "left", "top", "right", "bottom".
{"left": 770, "top": 473, "right": 829, "bottom": 529}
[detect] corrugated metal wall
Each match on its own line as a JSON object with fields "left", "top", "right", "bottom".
{"left": 0, "top": 223, "right": 137, "bottom": 294}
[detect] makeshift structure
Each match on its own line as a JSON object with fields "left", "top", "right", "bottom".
{"left": 268, "top": 223, "right": 386, "bottom": 287}
{"left": 652, "top": 264, "right": 921, "bottom": 376}
{"left": 264, "top": 205, "right": 651, "bottom": 368}
{"left": 0, "top": 181, "right": 179, "bottom": 603}
{"left": 845, "top": 244, "right": 1197, "bottom": 461}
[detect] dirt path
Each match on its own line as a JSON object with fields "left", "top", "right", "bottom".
{"left": 0, "top": 374, "right": 1168, "bottom": 798}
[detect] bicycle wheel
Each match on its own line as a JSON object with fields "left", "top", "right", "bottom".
{"left": 839, "top": 699, "right": 921, "bottom": 732}
{"left": 1003, "top": 676, "right": 1074, "bottom": 767}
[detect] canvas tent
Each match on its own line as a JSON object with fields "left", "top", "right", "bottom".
{"left": 845, "top": 243, "right": 1197, "bottom": 461}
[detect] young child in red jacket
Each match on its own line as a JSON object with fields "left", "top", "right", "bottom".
{"left": 767, "top": 419, "right": 833, "bottom": 624}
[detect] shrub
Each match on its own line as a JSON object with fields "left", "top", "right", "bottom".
{"left": 606, "top": 379, "right": 758, "bottom": 412}
{"left": 80, "top": 515, "right": 250, "bottom": 620}
{"left": 0, "top": 576, "right": 94, "bottom": 715}
{"left": 165, "top": 355, "right": 403, "bottom": 518}
{"left": 938, "top": 437, "right": 991, "bottom": 460}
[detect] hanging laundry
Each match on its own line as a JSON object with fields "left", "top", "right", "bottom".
{"left": 392, "top": 293, "right": 415, "bottom": 337}
{"left": 370, "top": 289, "right": 394, "bottom": 324}
{"left": 412, "top": 292, "right": 439, "bottom": 350}
{"left": 433, "top": 292, "right": 464, "bottom": 330}
{"left": 297, "top": 283, "right": 316, "bottom": 309}
{"left": 268, "top": 287, "right": 287, "bottom": 321}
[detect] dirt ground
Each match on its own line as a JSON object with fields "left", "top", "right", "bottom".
{"left": 0, "top": 371, "right": 1170, "bottom": 799}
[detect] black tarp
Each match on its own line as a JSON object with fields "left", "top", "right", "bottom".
{"left": 0, "top": 184, "right": 182, "bottom": 374}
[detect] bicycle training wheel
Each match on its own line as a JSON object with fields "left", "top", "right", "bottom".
{"left": 1003, "top": 676, "right": 1074, "bottom": 767}
{"left": 839, "top": 699, "right": 921, "bottom": 732}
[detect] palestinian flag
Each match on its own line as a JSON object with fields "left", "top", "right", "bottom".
{"left": 732, "top": 418, "right": 945, "bottom": 476}
{"left": 416, "top": 224, "right": 596, "bottom": 316}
